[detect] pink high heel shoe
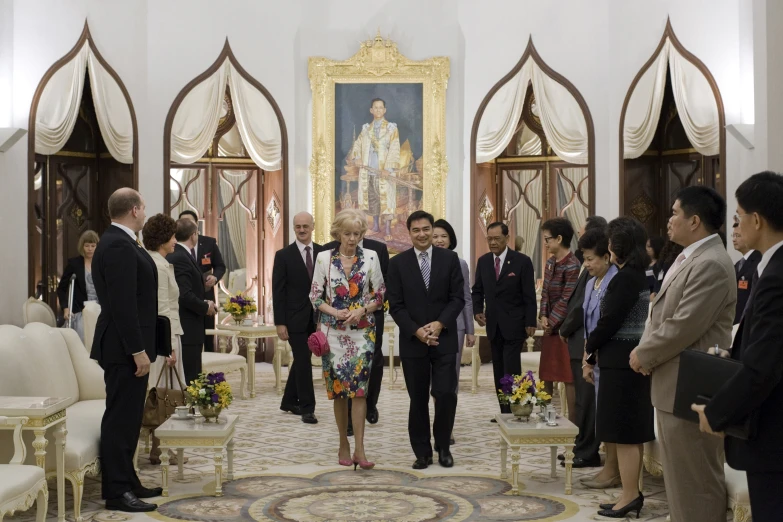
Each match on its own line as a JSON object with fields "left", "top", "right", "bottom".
{"left": 352, "top": 454, "right": 375, "bottom": 470}
{"left": 338, "top": 451, "right": 352, "bottom": 467}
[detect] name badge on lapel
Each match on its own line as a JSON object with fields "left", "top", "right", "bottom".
{"left": 202, "top": 253, "right": 212, "bottom": 266}
{"left": 738, "top": 278, "right": 748, "bottom": 290}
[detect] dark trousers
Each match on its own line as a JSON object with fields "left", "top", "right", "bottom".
{"left": 203, "top": 314, "right": 215, "bottom": 352}
{"left": 348, "top": 321, "right": 384, "bottom": 421}
{"left": 491, "top": 330, "right": 523, "bottom": 412}
{"left": 401, "top": 351, "right": 457, "bottom": 458}
{"left": 282, "top": 327, "right": 316, "bottom": 414}
{"left": 747, "top": 470, "right": 783, "bottom": 522}
{"left": 182, "top": 343, "right": 203, "bottom": 386}
{"left": 99, "top": 363, "right": 148, "bottom": 499}
{"left": 569, "top": 358, "right": 600, "bottom": 460}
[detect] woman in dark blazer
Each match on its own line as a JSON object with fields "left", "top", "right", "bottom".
{"left": 57, "top": 229, "right": 100, "bottom": 341}
{"left": 585, "top": 217, "right": 654, "bottom": 518}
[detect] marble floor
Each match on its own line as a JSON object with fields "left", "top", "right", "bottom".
{"left": 9, "top": 362, "right": 714, "bottom": 521}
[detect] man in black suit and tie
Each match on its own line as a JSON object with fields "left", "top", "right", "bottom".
{"left": 693, "top": 171, "right": 783, "bottom": 522}
{"left": 387, "top": 210, "right": 464, "bottom": 469}
{"left": 179, "top": 210, "right": 226, "bottom": 352}
{"left": 558, "top": 216, "right": 607, "bottom": 468}
{"left": 731, "top": 224, "right": 762, "bottom": 324}
{"left": 472, "top": 222, "right": 537, "bottom": 420}
{"left": 91, "top": 188, "right": 161, "bottom": 512}
{"left": 324, "top": 217, "right": 389, "bottom": 434}
{"left": 272, "top": 212, "right": 322, "bottom": 424}
{"left": 167, "top": 218, "right": 216, "bottom": 384}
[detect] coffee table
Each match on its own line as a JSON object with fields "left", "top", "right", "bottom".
{"left": 156, "top": 414, "right": 238, "bottom": 497}
{"left": 495, "top": 413, "right": 578, "bottom": 495}
{"left": 216, "top": 324, "right": 280, "bottom": 398}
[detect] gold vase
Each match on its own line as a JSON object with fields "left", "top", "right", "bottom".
{"left": 231, "top": 313, "right": 247, "bottom": 325}
{"left": 510, "top": 403, "right": 534, "bottom": 422}
{"left": 198, "top": 405, "right": 223, "bottom": 422}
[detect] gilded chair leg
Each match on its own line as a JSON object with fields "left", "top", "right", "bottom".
{"left": 66, "top": 472, "right": 86, "bottom": 522}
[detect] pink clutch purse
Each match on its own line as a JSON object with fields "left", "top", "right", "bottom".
{"left": 307, "top": 329, "right": 330, "bottom": 356}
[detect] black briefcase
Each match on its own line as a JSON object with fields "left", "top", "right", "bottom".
{"left": 673, "top": 349, "right": 753, "bottom": 440}
{"left": 155, "top": 315, "right": 172, "bottom": 357}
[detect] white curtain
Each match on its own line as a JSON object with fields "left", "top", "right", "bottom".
{"left": 86, "top": 52, "right": 133, "bottom": 163}
{"left": 35, "top": 42, "right": 133, "bottom": 163}
{"left": 219, "top": 171, "right": 248, "bottom": 265}
{"left": 558, "top": 167, "right": 589, "bottom": 234}
{"left": 475, "top": 58, "right": 588, "bottom": 164}
{"left": 227, "top": 66, "right": 282, "bottom": 170}
{"left": 623, "top": 38, "right": 720, "bottom": 159}
{"left": 170, "top": 62, "right": 229, "bottom": 164}
{"left": 531, "top": 63, "right": 589, "bottom": 164}
{"left": 35, "top": 43, "right": 89, "bottom": 156}
{"left": 171, "top": 169, "right": 204, "bottom": 218}
{"left": 515, "top": 121, "right": 542, "bottom": 156}
{"left": 476, "top": 60, "right": 533, "bottom": 163}
{"left": 506, "top": 169, "right": 543, "bottom": 259}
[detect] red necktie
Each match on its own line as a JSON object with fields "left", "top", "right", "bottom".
{"left": 495, "top": 256, "right": 501, "bottom": 280}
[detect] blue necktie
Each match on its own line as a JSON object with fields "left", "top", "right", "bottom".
{"left": 420, "top": 251, "right": 430, "bottom": 290}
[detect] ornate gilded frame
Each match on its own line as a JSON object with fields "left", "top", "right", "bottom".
{"left": 308, "top": 33, "right": 450, "bottom": 244}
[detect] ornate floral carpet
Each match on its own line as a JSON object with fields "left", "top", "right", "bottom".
{"left": 8, "top": 363, "right": 688, "bottom": 521}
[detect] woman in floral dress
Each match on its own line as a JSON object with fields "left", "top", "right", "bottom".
{"left": 310, "top": 209, "right": 385, "bottom": 469}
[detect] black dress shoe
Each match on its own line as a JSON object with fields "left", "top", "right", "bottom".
{"left": 366, "top": 408, "right": 379, "bottom": 424}
{"left": 561, "top": 456, "right": 602, "bottom": 468}
{"left": 132, "top": 486, "right": 163, "bottom": 499}
{"left": 302, "top": 413, "right": 318, "bottom": 424}
{"left": 347, "top": 422, "right": 354, "bottom": 437}
{"left": 557, "top": 453, "right": 565, "bottom": 461}
{"left": 412, "top": 457, "right": 430, "bottom": 469}
{"left": 280, "top": 403, "right": 302, "bottom": 415}
{"left": 449, "top": 436, "right": 455, "bottom": 445}
{"left": 599, "top": 502, "right": 616, "bottom": 510}
{"left": 106, "top": 492, "right": 157, "bottom": 513}
{"left": 437, "top": 447, "right": 454, "bottom": 468}
{"left": 597, "top": 494, "right": 644, "bottom": 518}
{"left": 490, "top": 418, "right": 498, "bottom": 423}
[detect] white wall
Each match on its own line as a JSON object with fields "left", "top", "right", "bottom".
{"left": 0, "top": 0, "right": 772, "bottom": 324}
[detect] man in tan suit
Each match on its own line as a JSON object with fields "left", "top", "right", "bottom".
{"left": 630, "top": 186, "right": 736, "bottom": 522}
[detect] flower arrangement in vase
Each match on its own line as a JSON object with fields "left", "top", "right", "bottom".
{"left": 497, "top": 371, "right": 552, "bottom": 422}
{"left": 186, "top": 372, "right": 234, "bottom": 422}
{"left": 222, "top": 292, "right": 257, "bottom": 324}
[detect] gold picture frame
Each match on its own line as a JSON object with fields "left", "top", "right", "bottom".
{"left": 308, "top": 32, "right": 450, "bottom": 248}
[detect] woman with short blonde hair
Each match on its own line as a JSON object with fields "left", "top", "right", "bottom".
{"left": 311, "top": 209, "right": 385, "bottom": 470}
{"left": 57, "top": 229, "right": 100, "bottom": 341}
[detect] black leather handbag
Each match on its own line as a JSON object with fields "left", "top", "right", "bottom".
{"left": 155, "top": 315, "right": 172, "bottom": 357}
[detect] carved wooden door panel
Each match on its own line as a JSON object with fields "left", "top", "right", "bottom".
{"left": 623, "top": 158, "right": 661, "bottom": 240}
{"left": 472, "top": 162, "right": 498, "bottom": 265}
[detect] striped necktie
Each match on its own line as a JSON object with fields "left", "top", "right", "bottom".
{"left": 420, "top": 251, "right": 430, "bottom": 290}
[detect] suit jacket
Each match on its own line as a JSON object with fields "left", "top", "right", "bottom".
{"left": 734, "top": 250, "right": 762, "bottom": 324}
{"left": 387, "top": 246, "right": 464, "bottom": 358}
{"left": 560, "top": 268, "right": 589, "bottom": 360}
{"left": 90, "top": 225, "right": 158, "bottom": 364}
{"left": 196, "top": 234, "right": 226, "bottom": 281}
{"left": 457, "top": 258, "right": 474, "bottom": 334}
{"left": 149, "top": 251, "right": 185, "bottom": 349}
{"left": 634, "top": 235, "right": 737, "bottom": 413}
{"left": 323, "top": 237, "right": 389, "bottom": 329}
{"left": 705, "top": 246, "right": 783, "bottom": 472}
{"left": 167, "top": 244, "right": 209, "bottom": 345}
{"left": 272, "top": 241, "right": 324, "bottom": 333}
{"left": 56, "top": 256, "right": 87, "bottom": 313}
{"left": 471, "top": 248, "right": 537, "bottom": 341}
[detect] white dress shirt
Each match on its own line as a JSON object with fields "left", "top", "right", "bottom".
{"left": 494, "top": 246, "right": 509, "bottom": 268}
{"left": 178, "top": 242, "right": 197, "bottom": 260}
{"left": 757, "top": 240, "right": 783, "bottom": 277}
{"left": 111, "top": 222, "right": 138, "bottom": 241}
{"left": 743, "top": 249, "right": 756, "bottom": 261}
{"left": 682, "top": 233, "right": 719, "bottom": 259}
{"left": 414, "top": 245, "right": 434, "bottom": 270}
{"left": 296, "top": 239, "right": 315, "bottom": 264}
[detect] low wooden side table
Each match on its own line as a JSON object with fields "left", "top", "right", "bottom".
{"left": 0, "top": 396, "right": 69, "bottom": 522}
{"left": 216, "top": 324, "right": 279, "bottom": 398}
{"left": 156, "top": 414, "right": 238, "bottom": 497}
{"left": 495, "top": 413, "right": 578, "bottom": 495}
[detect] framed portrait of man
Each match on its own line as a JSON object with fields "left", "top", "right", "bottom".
{"left": 309, "top": 33, "right": 449, "bottom": 253}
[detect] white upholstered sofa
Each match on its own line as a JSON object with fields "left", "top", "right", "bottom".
{"left": 0, "top": 323, "right": 105, "bottom": 522}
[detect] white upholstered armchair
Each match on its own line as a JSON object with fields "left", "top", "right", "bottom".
{"left": 203, "top": 330, "right": 247, "bottom": 399}
{"left": 0, "top": 416, "right": 48, "bottom": 522}
{"left": 22, "top": 298, "right": 56, "bottom": 327}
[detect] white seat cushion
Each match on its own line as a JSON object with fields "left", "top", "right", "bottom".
{"left": 202, "top": 353, "right": 246, "bottom": 372}
{"left": 0, "top": 465, "right": 45, "bottom": 501}
{"left": 724, "top": 464, "right": 750, "bottom": 504}
{"left": 520, "top": 352, "right": 541, "bottom": 373}
{"left": 61, "top": 400, "right": 103, "bottom": 470}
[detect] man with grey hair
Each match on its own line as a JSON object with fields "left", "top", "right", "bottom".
{"left": 273, "top": 212, "right": 324, "bottom": 424}
{"left": 91, "top": 188, "right": 161, "bottom": 512}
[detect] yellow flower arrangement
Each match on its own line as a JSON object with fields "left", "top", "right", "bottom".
{"left": 186, "top": 372, "right": 234, "bottom": 409}
{"left": 497, "top": 371, "right": 551, "bottom": 407}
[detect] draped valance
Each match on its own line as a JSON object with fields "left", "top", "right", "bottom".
{"left": 476, "top": 58, "right": 588, "bottom": 164}
{"left": 35, "top": 42, "right": 133, "bottom": 163}
{"left": 170, "top": 59, "right": 282, "bottom": 170}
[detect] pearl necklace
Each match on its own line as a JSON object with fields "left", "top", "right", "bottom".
{"left": 593, "top": 275, "right": 605, "bottom": 291}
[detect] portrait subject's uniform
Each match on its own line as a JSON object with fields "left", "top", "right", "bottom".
{"left": 351, "top": 118, "right": 400, "bottom": 225}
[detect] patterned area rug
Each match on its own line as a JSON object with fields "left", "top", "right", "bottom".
{"left": 154, "top": 470, "right": 577, "bottom": 521}
{"left": 7, "top": 362, "right": 682, "bottom": 521}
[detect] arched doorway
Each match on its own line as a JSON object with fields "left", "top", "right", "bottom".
{"left": 470, "top": 38, "right": 595, "bottom": 277}
{"left": 162, "top": 40, "right": 288, "bottom": 353}
{"left": 27, "top": 21, "right": 138, "bottom": 314}
{"left": 619, "top": 19, "right": 726, "bottom": 240}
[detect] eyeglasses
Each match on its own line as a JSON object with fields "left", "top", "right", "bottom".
{"left": 734, "top": 212, "right": 749, "bottom": 224}
{"left": 543, "top": 236, "right": 554, "bottom": 243}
